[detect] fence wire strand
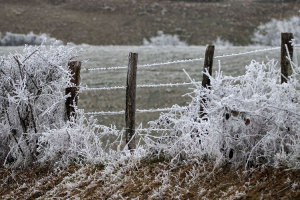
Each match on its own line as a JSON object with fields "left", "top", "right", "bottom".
{"left": 214, "top": 46, "right": 280, "bottom": 59}
{"left": 85, "top": 106, "right": 189, "bottom": 116}
{"left": 79, "top": 82, "right": 200, "bottom": 92}
{"left": 81, "top": 46, "right": 282, "bottom": 71}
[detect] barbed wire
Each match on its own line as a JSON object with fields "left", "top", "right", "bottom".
{"left": 81, "top": 57, "right": 205, "bottom": 72}
{"left": 85, "top": 106, "right": 189, "bottom": 116}
{"left": 137, "top": 82, "right": 198, "bottom": 88}
{"left": 81, "top": 46, "right": 283, "bottom": 71}
{"left": 82, "top": 66, "right": 127, "bottom": 71}
{"left": 136, "top": 106, "right": 188, "bottom": 113}
{"left": 79, "top": 82, "right": 199, "bottom": 92}
{"left": 135, "top": 129, "right": 172, "bottom": 132}
{"left": 79, "top": 86, "right": 126, "bottom": 91}
{"left": 214, "top": 46, "right": 280, "bottom": 59}
{"left": 85, "top": 110, "right": 125, "bottom": 115}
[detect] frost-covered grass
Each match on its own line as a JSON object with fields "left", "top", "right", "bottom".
{"left": 146, "top": 52, "right": 300, "bottom": 169}
{"left": 1, "top": 44, "right": 300, "bottom": 199}
{"left": 1, "top": 43, "right": 300, "bottom": 171}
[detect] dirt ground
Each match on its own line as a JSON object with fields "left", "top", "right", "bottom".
{"left": 1, "top": 160, "right": 300, "bottom": 199}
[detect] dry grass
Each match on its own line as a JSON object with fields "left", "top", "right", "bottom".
{"left": 1, "top": 161, "right": 300, "bottom": 199}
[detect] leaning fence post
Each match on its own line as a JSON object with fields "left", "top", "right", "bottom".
{"left": 200, "top": 45, "right": 215, "bottom": 118}
{"left": 125, "top": 52, "right": 138, "bottom": 152}
{"left": 281, "top": 33, "right": 294, "bottom": 84}
{"left": 65, "top": 61, "right": 81, "bottom": 121}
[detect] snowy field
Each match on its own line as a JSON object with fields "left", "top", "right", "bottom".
{"left": 0, "top": 45, "right": 292, "bottom": 129}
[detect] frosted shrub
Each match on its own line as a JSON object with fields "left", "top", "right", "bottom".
{"left": 252, "top": 16, "right": 300, "bottom": 46}
{"left": 213, "top": 37, "right": 233, "bottom": 47}
{"left": 37, "top": 110, "right": 120, "bottom": 167}
{"left": 0, "top": 32, "right": 63, "bottom": 46}
{"left": 147, "top": 56, "right": 300, "bottom": 168}
{"left": 0, "top": 43, "right": 78, "bottom": 167}
{"left": 143, "top": 31, "right": 187, "bottom": 46}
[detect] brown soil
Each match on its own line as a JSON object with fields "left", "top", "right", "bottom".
{"left": 1, "top": 161, "right": 300, "bottom": 199}
{"left": 0, "top": 0, "right": 299, "bottom": 45}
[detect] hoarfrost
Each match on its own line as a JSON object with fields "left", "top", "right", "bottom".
{"left": 143, "top": 31, "right": 187, "bottom": 46}
{"left": 0, "top": 32, "right": 63, "bottom": 46}
{"left": 252, "top": 16, "right": 300, "bottom": 46}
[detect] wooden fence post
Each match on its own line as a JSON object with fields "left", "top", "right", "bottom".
{"left": 65, "top": 61, "right": 81, "bottom": 121}
{"left": 200, "top": 45, "right": 215, "bottom": 118}
{"left": 202, "top": 45, "right": 215, "bottom": 88}
{"left": 125, "top": 52, "right": 138, "bottom": 151}
{"left": 281, "top": 33, "right": 294, "bottom": 84}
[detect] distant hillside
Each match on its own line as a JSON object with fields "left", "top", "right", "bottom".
{"left": 0, "top": 0, "right": 299, "bottom": 45}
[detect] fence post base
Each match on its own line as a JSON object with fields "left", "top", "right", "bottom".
{"left": 65, "top": 61, "right": 81, "bottom": 121}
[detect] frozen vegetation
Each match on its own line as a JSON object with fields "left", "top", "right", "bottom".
{"left": 0, "top": 32, "right": 63, "bottom": 46}
{"left": 143, "top": 31, "right": 187, "bottom": 46}
{"left": 1, "top": 43, "right": 300, "bottom": 198}
{"left": 1, "top": 43, "right": 300, "bottom": 170}
{"left": 253, "top": 16, "right": 300, "bottom": 46}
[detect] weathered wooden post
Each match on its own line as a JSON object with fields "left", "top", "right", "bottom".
{"left": 125, "top": 52, "right": 138, "bottom": 151}
{"left": 202, "top": 45, "right": 215, "bottom": 88}
{"left": 200, "top": 45, "right": 215, "bottom": 118}
{"left": 281, "top": 33, "right": 294, "bottom": 84}
{"left": 65, "top": 61, "right": 81, "bottom": 121}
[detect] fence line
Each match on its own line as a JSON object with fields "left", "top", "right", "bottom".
{"left": 79, "top": 82, "right": 200, "bottom": 92}
{"left": 64, "top": 34, "right": 295, "bottom": 152}
{"left": 80, "top": 43, "right": 294, "bottom": 118}
{"left": 81, "top": 46, "right": 283, "bottom": 72}
{"left": 85, "top": 106, "right": 189, "bottom": 116}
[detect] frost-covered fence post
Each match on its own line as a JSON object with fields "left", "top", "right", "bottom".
{"left": 281, "top": 33, "right": 294, "bottom": 84}
{"left": 125, "top": 52, "right": 138, "bottom": 152}
{"left": 65, "top": 61, "right": 81, "bottom": 121}
{"left": 200, "top": 45, "right": 214, "bottom": 118}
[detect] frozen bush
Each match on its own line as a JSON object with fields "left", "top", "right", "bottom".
{"left": 0, "top": 43, "right": 78, "bottom": 168}
{"left": 252, "top": 16, "right": 300, "bottom": 46}
{"left": 0, "top": 32, "right": 63, "bottom": 46}
{"left": 37, "top": 110, "right": 121, "bottom": 167}
{"left": 147, "top": 54, "right": 300, "bottom": 168}
{"left": 143, "top": 31, "right": 187, "bottom": 46}
{"left": 213, "top": 37, "right": 233, "bottom": 47}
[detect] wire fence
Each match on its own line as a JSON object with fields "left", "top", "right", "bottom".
{"left": 79, "top": 82, "right": 199, "bottom": 92}
{"left": 81, "top": 46, "right": 282, "bottom": 72}
{"left": 77, "top": 43, "right": 298, "bottom": 130}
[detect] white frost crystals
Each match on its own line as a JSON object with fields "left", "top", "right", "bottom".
{"left": 148, "top": 57, "right": 300, "bottom": 169}
{"left": 0, "top": 43, "right": 81, "bottom": 168}
{"left": 0, "top": 32, "right": 64, "bottom": 46}
{"left": 252, "top": 16, "right": 300, "bottom": 46}
{"left": 143, "top": 31, "right": 187, "bottom": 46}
{"left": 1, "top": 43, "right": 300, "bottom": 172}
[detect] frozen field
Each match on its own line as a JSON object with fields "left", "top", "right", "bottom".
{"left": 0, "top": 45, "right": 292, "bottom": 129}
